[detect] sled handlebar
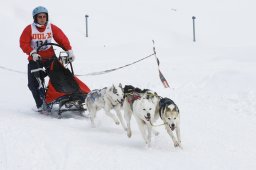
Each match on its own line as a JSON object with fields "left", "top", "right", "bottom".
{"left": 36, "top": 43, "right": 74, "bottom": 75}
{"left": 37, "top": 43, "right": 67, "bottom": 53}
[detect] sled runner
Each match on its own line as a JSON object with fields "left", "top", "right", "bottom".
{"left": 32, "top": 43, "right": 90, "bottom": 118}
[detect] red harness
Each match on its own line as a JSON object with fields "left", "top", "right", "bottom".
{"left": 127, "top": 93, "right": 141, "bottom": 104}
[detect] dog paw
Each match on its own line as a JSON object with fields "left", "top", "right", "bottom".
{"left": 127, "top": 131, "right": 132, "bottom": 138}
{"left": 178, "top": 144, "right": 183, "bottom": 149}
{"left": 173, "top": 141, "right": 180, "bottom": 147}
{"left": 145, "top": 140, "right": 152, "bottom": 148}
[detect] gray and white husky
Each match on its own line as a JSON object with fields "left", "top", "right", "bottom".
{"left": 85, "top": 84, "right": 127, "bottom": 131}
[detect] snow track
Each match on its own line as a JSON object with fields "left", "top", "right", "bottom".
{"left": 1, "top": 0, "right": 256, "bottom": 169}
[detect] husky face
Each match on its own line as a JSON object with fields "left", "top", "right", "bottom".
{"left": 164, "top": 104, "right": 179, "bottom": 131}
{"left": 108, "top": 84, "right": 124, "bottom": 104}
{"left": 134, "top": 98, "right": 156, "bottom": 122}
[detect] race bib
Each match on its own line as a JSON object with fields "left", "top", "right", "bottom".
{"left": 31, "top": 22, "right": 53, "bottom": 51}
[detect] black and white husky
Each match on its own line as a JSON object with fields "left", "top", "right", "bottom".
{"left": 158, "top": 97, "right": 181, "bottom": 148}
{"left": 85, "top": 84, "right": 127, "bottom": 131}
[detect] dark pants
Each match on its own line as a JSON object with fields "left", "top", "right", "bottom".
{"left": 27, "top": 59, "right": 53, "bottom": 108}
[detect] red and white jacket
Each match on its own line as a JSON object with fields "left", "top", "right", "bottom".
{"left": 20, "top": 22, "right": 72, "bottom": 61}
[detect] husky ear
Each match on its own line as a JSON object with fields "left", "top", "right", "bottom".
{"left": 119, "top": 83, "right": 122, "bottom": 88}
{"left": 109, "top": 85, "right": 113, "bottom": 91}
{"left": 112, "top": 84, "right": 117, "bottom": 93}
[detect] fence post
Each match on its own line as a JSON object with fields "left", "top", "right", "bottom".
{"left": 85, "top": 15, "right": 89, "bottom": 37}
{"left": 192, "top": 16, "right": 196, "bottom": 42}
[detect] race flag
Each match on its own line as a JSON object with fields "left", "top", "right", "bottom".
{"left": 152, "top": 40, "right": 170, "bottom": 88}
{"left": 159, "top": 69, "right": 170, "bottom": 88}
{"left": 155, "top": 57, "right": 170, "bottom": 88}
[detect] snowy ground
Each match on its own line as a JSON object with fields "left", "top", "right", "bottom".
{"left": 1, "top": 0, "right": 256, "bottom": 170}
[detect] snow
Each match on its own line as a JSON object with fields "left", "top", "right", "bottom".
{"left": 1, "top": 0, "right": 256, "bottom": 169}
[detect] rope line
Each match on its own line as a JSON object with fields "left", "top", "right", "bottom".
{"left": 0, "top": 66, "right": 26, "bottom": 74}
{"left": 75, "top": 53, "right": 155, "bottom": 76}
{"left": 0, "top": 41, "right": 170, "bottom": 89}
{"left": 0, "top": 53, "right": 155, "bottom": 76}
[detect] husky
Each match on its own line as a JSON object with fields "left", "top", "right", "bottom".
{"left": 85, "top": 84, "right": 127, "bottom": 131}
{"left": 123, "top": 85, "right": 182, "bottom": 148}
{"left": 123, "top": 85, "right": 160, "bottom": 147}
{"left": 158, "top": 97, "right": 181, "bottom": 148}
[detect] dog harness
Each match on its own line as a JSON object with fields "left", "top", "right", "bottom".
{"left": 124, "top": 92, "right": 141, "bottom": 111}
{"left": 87, "top": 88, "right": 106, "bottom": 102}
{"left": 127, "top": 92, "right": 141, "bottom": 104}
{"left": 87, "top": 87, "right": 121, "bottom": 108}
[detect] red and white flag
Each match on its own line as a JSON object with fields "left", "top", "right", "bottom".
{"left": 155, "top": 56, "right": 170, "bottom": 88}
{"left": 152, "top": 40, "right": 170, "bottom": 89}
{"left": 159, "top": 70, "right": 170, "bottom": 88}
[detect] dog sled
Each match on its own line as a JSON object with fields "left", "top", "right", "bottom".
{"left": 33, "top": 43, "right": 90, "bottom": 118}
